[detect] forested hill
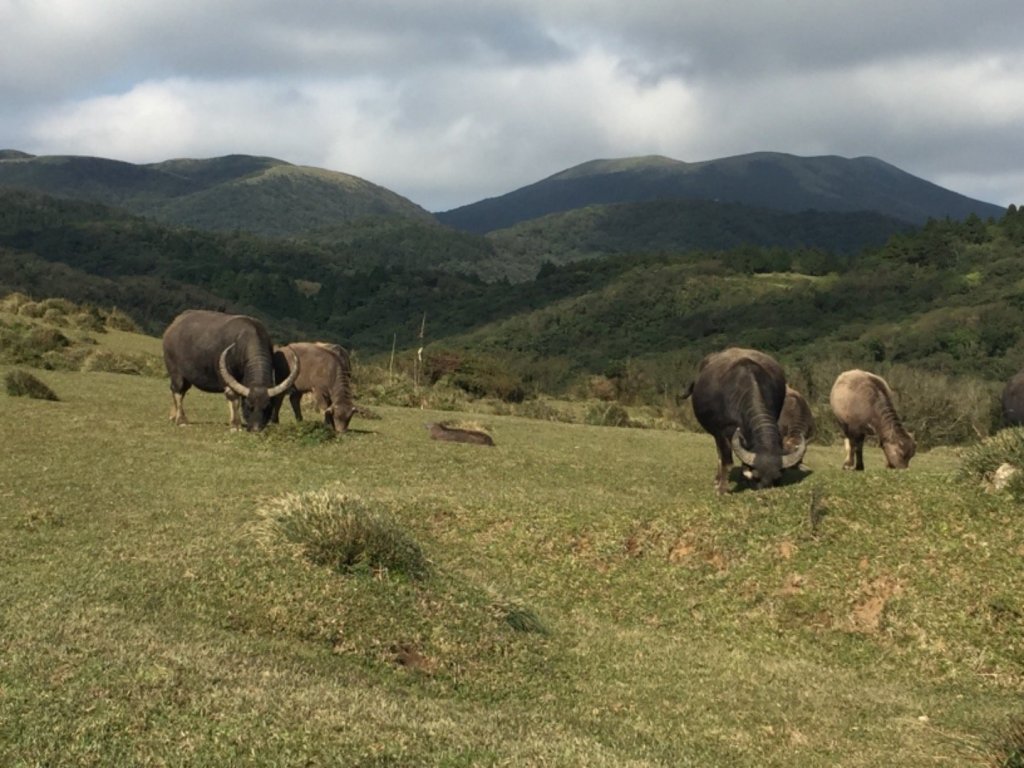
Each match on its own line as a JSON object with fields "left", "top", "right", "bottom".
{"left": 2, "top": 187, "right": 1023, "bottom": 401}
{"left": 485, "top": 199, "right": 913, "bottom": 281}
{"left": 0, "top": 152, "right": 432, "bottom": 237}
{"left": 437, "top": 152, "right": 1004, "bottom": 233}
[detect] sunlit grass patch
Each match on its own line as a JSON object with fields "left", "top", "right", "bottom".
{"left": 257, "top": 491, "right": 431, "bottom": 579}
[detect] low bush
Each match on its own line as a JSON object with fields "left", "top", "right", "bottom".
{"left": 584, "top": 402, "right": 635, "bottom": 428}
{"left": 104, "top": 308, "right": 140, "bottom": 332}
{"left": 0, "top": 292, "right": 31, "bottom": 313}
{"left": 984, "top": 717, "right": 1024, "bottom": 768}
{"left": 4, "top": 370, "right": 59, "bottom": 401}
{"left": 257, "top": 491, "right": 431, "bottom": 580}
{"left": 80, "top": 349, "right": 164, "bottom": 377}
{"left": 958, "top": 427, "right": 1024, "bottom": 499}
{"left": 258, "top": 421, "right": 336, "bottom": 446}
{"left": 509, "top": 398, "right": 575, "bottom": 423}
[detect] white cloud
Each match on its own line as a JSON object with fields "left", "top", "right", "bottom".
{"left": 5, "top": 0, "right": 1024, "bottom": 209}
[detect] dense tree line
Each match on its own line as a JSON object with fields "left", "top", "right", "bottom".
{"left": 1, "top": 188, "right": 1022, "bottom": 403}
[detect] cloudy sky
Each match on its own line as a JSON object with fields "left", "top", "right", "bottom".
{"left": 3, "top": 0, "right": 1023, "bottom": 212}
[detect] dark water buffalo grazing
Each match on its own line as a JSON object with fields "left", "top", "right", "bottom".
{"left": 1002, "top": 370, "right": 1024, "bottom": 427}
{"left": 271, "top": 342, "right": 356, "bottom": 433}
{"left": 425, "top": 422, "right": 495, "bottom": 446}
{"left": 162, "top": 310, "right": 298, "bottom": 431}
{"left": 829, "top": 369, "right": 915, "bottom": 470}
{"left": 778, "top": 385, "right": 814, "bottom": 462}
{"left": 690, "top": 347, "right": 804, "bottom": 494}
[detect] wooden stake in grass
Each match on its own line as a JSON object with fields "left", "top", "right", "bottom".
{"left": 808, "top": 487, "right": 827, "bottom": 536}
{"left": 388, "top": 332, "right": 397, "bottom": 383}
{"left": 414, "top": 311, "right": 426, "bottom": 400}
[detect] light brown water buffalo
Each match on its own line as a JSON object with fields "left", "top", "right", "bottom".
{"left": 162, "top": 310, "right": 298, "bottom": 431}
{"left": 689, "top": 347, "right": 804, "bottom": 493}
{"left": 271, "top": 342, "right": 355, "bottom": 433}
{"left": 425, "top": 422, "right": 495, "bottom": 446}
{"left": 778, "top": 385, "right": 815, "bottom": 462}
{"left": 829, "top": 369, "right": 915, "bottom": 470}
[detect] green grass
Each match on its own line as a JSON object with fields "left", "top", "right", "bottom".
{"left": 1, "top": 328, "right": 1023, "bottom": 766}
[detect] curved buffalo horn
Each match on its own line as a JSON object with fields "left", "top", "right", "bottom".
{"left": 731, "top": 430, "right": 758, "bottom": 467}
{"left": 267, "top": 347, "right": 300, "bottom": 398}
{"left": 218, "top": 344, "right": 250, "bottom": 397}
{"left": 781, "top": 435, "right": 807, "bottom": 469}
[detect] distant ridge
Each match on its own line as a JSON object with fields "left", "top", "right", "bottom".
{"left": 436, "top": 152, "right": 1004, "bottom": 233}
{"left": 0, "top": 152, "right": 432, "bottom": 237}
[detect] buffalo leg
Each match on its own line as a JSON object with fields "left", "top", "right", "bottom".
{"left": 843, "top": 435, "right": 865, "bottom": 470}
{"left": 853, "top": 436, "right": 865, "bottom": 470}
{"left": 225, "top": 391, "right": 243, "bottom": 430}
{"left": 289, "top": 390, "right": 303, "bottom": 421}
{"left": 169, "top": 391, "right": 189, "bottom": 426}
{"left": 714, "top": 434, "right": 734, "bottom": 494}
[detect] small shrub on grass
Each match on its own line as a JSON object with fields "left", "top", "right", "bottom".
{"left": 0, "top": 291, "right": 32, "bottom": 313}
{"left": 584, "top": 402, "right": 635, "bottom": 428}
{"left": 69, "top": 310, "right": 106, "bottom": 333}
{"left": 16, "top": 301, "right": 44, "bottom": 318}
{"left": 984, "top": 717, "right": 1024, "bottom": 767}
{"left": 4, "top": 370, "right": 59, "bottom": 401}
{"left": 259, "top": 421, "right": 336, "bottom": 446}
{"left": 512, "top": 399, "right": 574, "bottom": 423}
{"left": 104, "top": 308, "right": 140, "bottom": 332}
{"left": 80, "top": 349, "right": 164, "bottom": 376}
{"left": 500, "top": 603, "right": 549, "bottom": 635}
{"left": 959, "top": 427, "right": 1024, "bottom": 499}
{"left": 258, "top": 492, "right": 431, "bottom": 580}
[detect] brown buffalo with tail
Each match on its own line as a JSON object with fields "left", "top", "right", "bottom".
{"left": 829, "top": 369, "right": 915, "bottom": 470}
{"left": 272, "top": 342, "right": 356, "bottom": 433}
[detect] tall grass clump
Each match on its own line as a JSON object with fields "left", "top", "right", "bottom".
{"left": 258, "top": 491, "right": 431, "bottom": 579}
{"left": 981, "top": 717, "right": 1024, "bottom": 767}
{"left": 258, "top": 421, "right": 336, "bottom": 446}
{"left": 958, "top": 427, "right": 1024, "bottom": 498}
{"left": 80, "top": 349, "right": 164, "bottom": 376}
{"left": 584, "top": 402, "right": 635, "bottom": 428}
{"left": 4, "top": 370, "right": 59, "bottom": 401}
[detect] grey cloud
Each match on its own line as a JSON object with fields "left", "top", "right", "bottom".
{"left": 3, "top": 1, "right": 1022, "bottom": 210}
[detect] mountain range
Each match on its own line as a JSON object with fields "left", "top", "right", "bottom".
{"left": 0, "top": 151, "right": 431, "bottom": 237}
{"left": 436, "top": 152, "right": 1004, "bottom": 233}
{"left": 0, "top": 149, "right": 1004, "bottom": 244}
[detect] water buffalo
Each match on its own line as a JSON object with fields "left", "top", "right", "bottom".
{"left": 271, "top": 342, "right": 356, "bottom": 433}
{"left": 162, "top": 309, "right": 298, "bottom": 432}
{"left": 778, "top": 385, "right": 815, "bottom": 462}
{"left": 829, "top": 369, "right": 915, "bottom": 470}
{"left": 425, "top": 422, "right": 495, "bottom": 446}
{"left": 1002, "top": 370, "right": 1024, "bottom": 427}
{"left": 689, "top": 347, "right": 804, "bottom": 494}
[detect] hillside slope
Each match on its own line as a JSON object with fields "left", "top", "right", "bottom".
{"left": 486, "top": 199, "right": 913, "bottom": 281}
{"left": 437, "top": 152, "right": 1004, "bottom": 233}
{"left": 0, "top": 152, "right": 432, "bottom": 236}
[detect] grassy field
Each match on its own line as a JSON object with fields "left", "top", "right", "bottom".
{"left": 2, "top": 326, "right": 1023, "bottom": 766}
